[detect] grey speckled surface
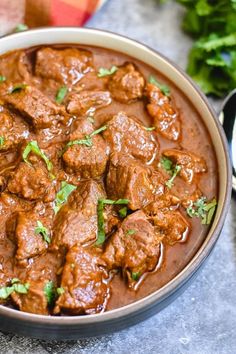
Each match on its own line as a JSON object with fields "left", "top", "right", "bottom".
{"left": 1, "top": 0, "right": 236, "bottom": 353}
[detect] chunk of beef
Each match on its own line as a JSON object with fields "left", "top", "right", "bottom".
{"left": 0, "top": 51, "right": 31, "bottom": 85}
{"left": 66, "top": 90, "right": 111, "bottom": 115}
{"left": 35, "top": 47, "right": 93, "bottom": 85}
{"left": 103, "top": 210, "right": 161, "bottom": 288}
{"left": 11, "top": 278, "right": 50, "bottom": 315}
{"left": 7, "top": 207, "right": 51, "bottom": 265}
{"left": 144, "top": 203, "right": 190, "bottom": 245}
{"left": 103, "top": 112, "right": 158, "bottom": 163}
{"left": 106, "top": 153, "right": 164, "bottom": 210}
{"left": 4, "top": 85, "right": 68, "bottom": 129}
{"left": 7, "top": 162, "right": 55, "bottom": 202}
{"left": 0, "top": 110, "right": 29, "bottom": 152}
{"left": 108, "top": 63, "right": 145, "bottom": 103}
{"left": 62, "top": 119, "right": 109, "bottom": 178}
{"left": 163, "top": 149, "right": 207, "bottom": 184}
{"left": 146, "top": 83, "right": 181, "bottom": 141}
{"left": 52, "top": 180, "right": 117, "bottom": 250}
{"left": 54, "top": 246, "right": 109, "bottom": 315}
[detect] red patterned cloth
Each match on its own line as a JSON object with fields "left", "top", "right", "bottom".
{"left": 0, "top": 0, "right": 108, "bottom": 36}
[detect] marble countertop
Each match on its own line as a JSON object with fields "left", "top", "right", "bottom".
{"left": 1, "top": 1, "right": 235, "bottom": 353}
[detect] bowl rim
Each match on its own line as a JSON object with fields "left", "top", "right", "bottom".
{"left": 0, "top": 26, "right": 232, "bottom": 326}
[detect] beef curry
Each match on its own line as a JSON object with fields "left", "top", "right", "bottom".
{"left": 0, "top": 45, "right": 217, "bottom": 315}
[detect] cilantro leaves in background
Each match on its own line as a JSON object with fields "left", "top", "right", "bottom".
{"left": 158, "top": 0, "right": 236, "bottom": 97}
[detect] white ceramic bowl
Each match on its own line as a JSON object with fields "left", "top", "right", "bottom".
{"left": 0, "top": 27, "right": 232, "bottom": 340}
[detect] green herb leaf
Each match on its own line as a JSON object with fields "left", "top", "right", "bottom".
{"left": 63, "top": 125, "right": 107, "bottom": 152}
{"left": 10, "top": 84, "right": 28, "bottom": 93}
{"left": 160, "top": 156, "right": 173, "bottom": 172}
{"left": 0, "top": 279, "right": 29, "bottom": 299}
{"left": 144, "top": 126, "right": 156, "bottom": 131}
{"left": 98, "top": 66, "right": 118, "bottom": 77}
{"left": 126, "top": 229, "right": 136, "bottom": 235}
{"left": 15, "top": 24, "right": 28, "bottom": 32}
{"left": 57, "top": 287, "right": 65, "bottom": 295}
{"left": 165, "top": 165, "right": 181, "bottom": 189}
{"left": 35, "top": 221, "right": 51, "bottom": 244}
{"left": 53, "top": 181, "right": 76, "bottom": 214}
{"left": 55, "top": 86, "right": 68, "bottom": 104}
{"left": 149, "top": 75, "right": 170, "bottom": 96}
{"left": 131, "top": 272, "right": 140, "bottom": 281}
{"left": 186, "top": 197, "right": 217, "bottom": 225}
{"left": 0, "top": 136, "right": 5, "bottom": 147}
{"left": 95, "top": 198, "right": 129, "bottom": 246}
{"left": 0, "top": 76, "right": 6, "bottom": 82}
{"left": 44, "top": 281, "right": 55, "bottom": 305}
{"left": 119, "top": 206, "right": 128, "bottom": 218}
{"left": 23, "top": 141, "right": 53, "bottom": 172}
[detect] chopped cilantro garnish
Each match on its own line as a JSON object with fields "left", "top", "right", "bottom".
{"left": 10, "top": 84, "right": 28, "bottom": 93}
{"left": 55, "top": 86, "right": 68, "bottom": 104}
{"left": 144, "top": 126, "right": 156, "bottom": 131}
{"left": 15, "top": 24, "right": 28, "bottom": 32}
{"left": 0, "top": 136, "right": 5, "bottom": 147}
{"left": 131, "top": 272, "right": 140, "bottom": 281}
{"left": 126, "top": 229, "right": 136, "bottom": 235}
{"left": 98, "top": 66, "right": 118, "bottom": 77}
{"left": 186, "top": 197, "right": 217, "bottom": 225}
{"left": 35, "top": 221, "right": 51, "bottom": 244}
{"left": 0, "top": 279, "right": 29, "bottom": 299}
{"left": 160, "top": 156, "right": 181, "bottom": 189}
{"left": 44, "top": 281, "right": 56, "bottom": 305}
{"left": 0, "top": 76, "right": 6, "bottom": 82}
{"left": 95, "top": 198, "right": 129, "bottom": 246}
{"left": 53, "top": 181, "right": 76, "bottom": 214}
{"left": 119, "top": 206, "right": 128, "bottom": 218}
{"left": 149, "top": 75, "right": 170, "bottom": 96}
{"left": 63, "top": 125, "right": 107, "bottom": 152}
{"left": 57, "top": 287, "right": 65, "bottom": 295}
{"left": 23, "top": 140, "right": 53, "bottom": 172}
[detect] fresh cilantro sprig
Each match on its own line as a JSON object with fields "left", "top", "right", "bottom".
{"left": 186, "top": 197, "right": 217, "bottom": 225}
{"left": 131, "top": 272, "right": 141, "bottom": 281}
{"left": 15, "top": 24, "right": 28, "bottom": 32}
{"left": 0, "top": 279, "right": 29, "bottom": 299}
{"left": 0, "top": 136, "right": 5, "bottom": 147}
{"left": 44, "top": 281, "right": 65, "bottom": 305}
{"left": 0, "top": 76, "right": 6, "bottom": 82}
{"left": 157, "top": 0, "right": 236, "bottom": 96}
{"left": 96, "top": 198, "right": 129, "bottom": 246}
{"left": 160, "top": 156, "right": 181, "bottom": 189}
{"left": 98, "top": 66, "right": 118, "bottom": 77}
{"left": 23, "top": 141, "right": 53, "bottom": 172}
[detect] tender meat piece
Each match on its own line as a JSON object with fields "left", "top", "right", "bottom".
{"left": 144, "top": 202, "right": 190, "bottom": 245}
{"left": 107, "top": 153, "right": 164, "bottom": 210}
{"left": 163, "top": 149, "right": 207, "bottom": 184}
{"left": 35, "top": 47, "right": 93, "bottom": 85}
{"left": 0, "top": 51, "right": 31, "bottom": 85}
{"left": 54, "top": 246, "right": 109, "bottom": 315}
{"left": 4, "top": 85, "right": 68, "bottom": 129}
{"left": 66, "top": 90, "right": 111, "bottom": 115}
{"left": 7, "top": 162, "right": 55, "bottom": 202}
{"left": 0, "top": 110, "right": 29, "bottom": 152}
{"left": 62, "top": 119, "right": 109, "bottom": 178}
{"left": 146, "top": 83, "right": 181, "bottom": 141}
{"left": 52, "top": 180, "right": 117, "bottom": 251}
{"left": 144, "top": 193, "right": 180, "bottom": 213}
{"left": 7, "top": 208, "right": 51, "bottom": 265}
{"left": 103, "top": 112, "right": 158, "bottom": 163}
{"left": 108, "top": 63, "right": 145, "bottom": 103}
{"left": 103, "top": 210, "right": 161, "bottom": 288}
{"left": 12, "top": 278, "right": 50, "bottom": 315}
